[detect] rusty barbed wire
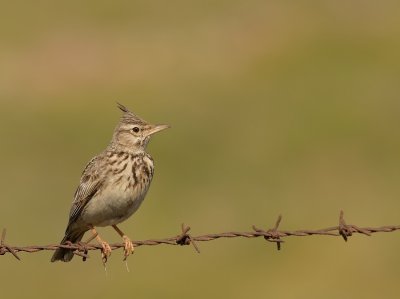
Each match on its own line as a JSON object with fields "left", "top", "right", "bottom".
{"left": 1, "top": 210, "right": 399, "bottom": 262}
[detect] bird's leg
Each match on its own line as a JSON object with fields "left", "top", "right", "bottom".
{"left": 112, "top": 225, "right": 134, "bottom": 260}
{"left": 90, "top": 226, "right": 112, "bottom": 264}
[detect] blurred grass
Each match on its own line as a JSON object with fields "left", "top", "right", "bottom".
{"left": 1, "top": 1, "right": 400, "bottom": 298}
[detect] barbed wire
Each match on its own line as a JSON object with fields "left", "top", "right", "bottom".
{"left": 1, "top": 210, "right": 399, "bottom": 262}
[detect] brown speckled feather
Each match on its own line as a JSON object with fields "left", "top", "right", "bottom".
{"left": 67, "top": 156, "right": 105, "bottom": 227}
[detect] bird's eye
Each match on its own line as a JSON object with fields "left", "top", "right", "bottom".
{"left": 132, "top": 126, "right": 140, "bottom": 133}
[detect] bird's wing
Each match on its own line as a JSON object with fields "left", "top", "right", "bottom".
{"left": 67, "top": 155, "right": 105, "bottom": 226}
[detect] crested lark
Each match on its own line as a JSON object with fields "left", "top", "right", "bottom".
{"left": 51, "top": 103, "right": 169, "bottom": 262}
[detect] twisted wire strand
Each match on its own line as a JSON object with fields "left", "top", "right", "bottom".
{"left": 1, "top": 211, "right": 399, "bottom": 261}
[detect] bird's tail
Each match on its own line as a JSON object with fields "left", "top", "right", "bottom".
{"left": 51, "top": 230, "right": 86, "bottom": 262}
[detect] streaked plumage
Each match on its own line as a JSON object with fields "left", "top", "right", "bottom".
{"left": 51, "top": 103, "right": 169, "bottom": 262}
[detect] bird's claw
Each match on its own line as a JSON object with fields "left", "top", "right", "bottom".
{"left": 100, "top": 241, "right": 112, "bottom": 264}
{"left": 122, "top": 235, "right": 135, "bottom": 261}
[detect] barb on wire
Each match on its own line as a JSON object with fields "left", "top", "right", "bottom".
{"left": 1, "top": 210, "right": 399, "bottom": 263}
{"left": 253, "top": 214, "right": 284, "bottom": 250}
{"left": 0, "top": 228, "right": 21, "bottom": 260}
{"left": 176, "top": 223, "right": 200, "bottom": 253}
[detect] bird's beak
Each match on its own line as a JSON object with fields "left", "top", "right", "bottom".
{"left": 146, "top": 124, "right": 170, "bottom": 136}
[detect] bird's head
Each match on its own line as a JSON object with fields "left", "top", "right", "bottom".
{"left": 110, "top": 103, "right": 170, "bottom": 153}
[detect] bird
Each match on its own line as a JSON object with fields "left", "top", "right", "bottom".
{"left": 51, "top": 103, "right": 169, "bottom": 263}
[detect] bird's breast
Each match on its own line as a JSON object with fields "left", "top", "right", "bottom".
{"left": 81, "top": 152, "right": 154, "bottom": 227}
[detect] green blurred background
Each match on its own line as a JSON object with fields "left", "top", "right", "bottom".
{"left": 1, "top": 1, "right": 400, "bottom": 298}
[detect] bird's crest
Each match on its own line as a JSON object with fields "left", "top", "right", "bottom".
{"left": 117, "top": 102, "right": 147, "bottom": 125}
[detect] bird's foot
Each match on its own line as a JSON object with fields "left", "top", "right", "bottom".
{"left": 122, "top": 235, "right": 135, "bottom": 261}
{"left": 100, "top": 241, "right": 112, "bottom": 264}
